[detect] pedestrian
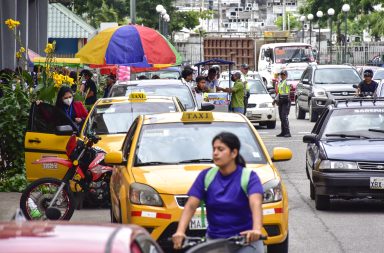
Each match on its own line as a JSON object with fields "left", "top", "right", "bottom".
{"left": 103, "top": 74, "right": 116, "bottom": 98}
{"left": 55, "top": 86, "right": 88, "bottom": 129}
{"left": 194, "top": 75, "right": 209, "bottom": 106}
{"left": 223, "top": 72, "right": 244, "bottom": 114}
{"left": 356, "top": 69, "right": 378, "bottom": 97}
{"left": 205, "top": 68, "right": 225, "bottom": 93}
{"left": 81, "top": 70, "right": 97, "bottom": 106}
{"left": 240, "top": 64, "right": 251, "bottom": 114}
{"left": 181, "top": 67, "right": 194, "bottom": 88}
{"left": 172, "top": 132, "right": 264, "bottom": 252}
{"left": 273, "top": 70, "right": 292, "bottom": 137}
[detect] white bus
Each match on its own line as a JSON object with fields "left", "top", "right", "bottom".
{"left": 258, "top": 43, "right": 316, "bottom": 87}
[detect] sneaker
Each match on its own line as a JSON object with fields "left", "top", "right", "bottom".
{"left": 283, "top": 133, "right": 292, "bottom": 137}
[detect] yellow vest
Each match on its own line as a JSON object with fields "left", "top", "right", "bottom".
{"left": 278, "top": 79, "right": 290, "bottom": 95}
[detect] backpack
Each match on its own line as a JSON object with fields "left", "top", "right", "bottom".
{"left": 200, "top": 167, "right": 252, "bottom": 228}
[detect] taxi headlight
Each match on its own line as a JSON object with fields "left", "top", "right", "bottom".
{"left": 259, "top": 102, "right": 274, "bottom": 108}
{"left": 262, "top": 179, "right": 282, "bottom": 203}
{"left": 318, "top": 160, "right": 358, "bottom": 170}
{"left": 313, "top": 88, "right": 327, "bottom": 97}
{"left": 130, "top": 183, "right": 163, "bottom": 207}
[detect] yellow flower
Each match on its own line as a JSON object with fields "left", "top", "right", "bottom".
{"left": 16, "top": 52, "right": 22, "bottom": 59}
{"left": 4, "top": 19, "right": 20, "bottom": 30}
{"left": 19, "top": 47, "right": 25, "bottom": 53}
{"left": 44, "top": 43, "right": 55, "bottom": 54}
{"left": 67, "top": 77, "right": 74, "bottom": 85}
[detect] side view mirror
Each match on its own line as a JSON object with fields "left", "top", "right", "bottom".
{"left": 303, "top": 134, "right": 317, "bottom": 144}
{"left": 352, "top": 84, "right": 358, "bottom": 89}
{"left": 271, "top": 147, "right": 292, "bottom": 162}
{"left": 56, "top": 125, "right": 75, "bottom": 135}
{"left": 104, "top": 151, "right": 124, "bottom": 165}
{"left": 200, "top": 102, "right": 215, "bottom": 111}
{"left": 302, "top": 79, "right": 310, "bottom": 85}
{"left": 267, "top": 87, "right": 275, "bottom": 94}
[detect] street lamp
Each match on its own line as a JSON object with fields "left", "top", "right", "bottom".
{"left": 300, "top": 16, "right": 306, "bottom": 43}
{"left": 342, "top": 4, "right": 350, "bottom": 63}
{"left": 163, "top": 14, "right": 170, "bottom": 37}
{"left": 327, "top": 8, "right": 335, "bottom": 64}
{"left": 156, "top": 5, "right": 165, "bottom": 33}
{"left": 307, "top": 14, "right": 314, "bottom": 46}
{"left": 316, "top": 11, "right": 323, "bottom": 64}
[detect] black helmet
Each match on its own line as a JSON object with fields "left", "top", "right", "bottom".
{"left": 280, "top": 70, "right": 288, "bottom": 76}
{"left": 363, "top": 69, "right": 373, "bottom": 77}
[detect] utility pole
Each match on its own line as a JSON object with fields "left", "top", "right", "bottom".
{"left": 218, "top": 0, "right": 221, "bottom": 32}
{"left": 130, "top": 0, "right": 136, "bottom": 24}
{"left": 282, "top": 0, "right": 286, "bottom": 31}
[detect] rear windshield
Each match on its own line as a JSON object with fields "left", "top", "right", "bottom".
{"left": 314, "top": 69, "right": 361, "bottom": 84}
{"left": 286, "top": 69, "right": 304, "bottom": 81}
{"left": 134, "top": 122, "right": 266, "bottom": 165}
{"left": 86, "top": 102, "right": 176, "bottom": 134}
{"left": 131, "top": 70, "right": 180, "bottom": 80}
{"left": 110, "top": 85, "right": 195, "bottom": 109}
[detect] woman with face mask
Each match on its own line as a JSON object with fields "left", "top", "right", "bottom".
{"left": 55, "top": 86, "right": 88, "bottom": 128}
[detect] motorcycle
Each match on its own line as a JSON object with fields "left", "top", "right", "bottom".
{"left": 19, "top": 125, "right": 112, "bottom": 220}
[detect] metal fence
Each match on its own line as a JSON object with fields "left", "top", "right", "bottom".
{"left": 318, "top": 43, "right": 384, "bottom": 65}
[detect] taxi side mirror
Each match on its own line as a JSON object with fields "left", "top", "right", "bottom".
{"left": 56, "top": 125, "right": 75, "bottom": 136}
{"left": 271, "top": 147, "right": 292, "bottom": 162}
{"left": 303, "top": 134, "right": 317, "bottom": 144}
{"left": 104, "top": 151, "right": 124, "bottom": 165}
{"left": 200, "top": 102, "right": 215, "bottom": 111}
{"left": 352, "top": 84, "right": 358, "bottom": 89}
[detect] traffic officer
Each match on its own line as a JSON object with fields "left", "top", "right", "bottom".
{"left": 240, "top": 63, "right": 251, "bottom": 114}
{"left": 357, "top": 69, "right": 378, "bottom": 97}
{"left": 273, "top": 70, "right": 291, "bottom": 137}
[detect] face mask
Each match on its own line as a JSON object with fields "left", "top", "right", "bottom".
{"left": 63, "top": 97, "right": 73, "bottom": 106}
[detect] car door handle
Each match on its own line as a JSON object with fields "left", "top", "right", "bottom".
{"left": 28, "top": 138, "right": 41, "bottom": 143}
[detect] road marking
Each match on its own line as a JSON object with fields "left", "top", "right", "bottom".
{"left": 298, "top": 132, "right": 311, "bottom": 134}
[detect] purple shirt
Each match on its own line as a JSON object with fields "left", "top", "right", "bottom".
{"left": 188, "top": 166, "right": 263, "bottom": 239}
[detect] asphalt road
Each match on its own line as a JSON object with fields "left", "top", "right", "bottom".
{"left": 1, "top": 107, "right": 383, "bottom": 253}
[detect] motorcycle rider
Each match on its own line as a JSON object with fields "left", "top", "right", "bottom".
{"left": 357, "top": 69, "right": 378, "bottom": 97}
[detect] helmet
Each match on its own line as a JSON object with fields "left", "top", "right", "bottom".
{"left": 241, "top": 63, "right": 249, "bottom": 69}
{"left": 280, "top": 70, "right": 288, "bottom": 76}
{"left": 363, "top": 69, "right": 373, "bottom": 77}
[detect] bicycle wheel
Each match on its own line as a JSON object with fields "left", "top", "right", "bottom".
{"left": 20, "top": 178, "right": 75, "bottom": 220}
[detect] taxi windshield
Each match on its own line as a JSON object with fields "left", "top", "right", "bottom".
{"left": 111, "top": 85, "right": 195, "bottom": 109}
{"left": 88, "top": 102, "right": 176, "bottom": 134}
{"left": 322, "top": 108, "right": 384, "bottom": 138}
{"left": 134, "top": 122, "right": 266, "bottom": 165}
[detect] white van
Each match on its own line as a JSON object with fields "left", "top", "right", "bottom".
{"left": 258, "top": 43, "right": 316, "bottom": 88}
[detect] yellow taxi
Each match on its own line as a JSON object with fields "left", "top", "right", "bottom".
{"left": 106, "top": 111, "right": 292, "bottom": 252}
{"left": 24, "top": 93, "right": 185, "bottom": 181}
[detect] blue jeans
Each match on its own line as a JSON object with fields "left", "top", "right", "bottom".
{"left": 237, "top": 240, "right": 264, "bottom": 253}
{"left": 232, "top": 107, "right": 244, "bottom": 114}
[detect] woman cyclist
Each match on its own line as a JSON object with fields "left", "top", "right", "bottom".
{"left": 172, "top": 132, "right": 264, "bottom": 253}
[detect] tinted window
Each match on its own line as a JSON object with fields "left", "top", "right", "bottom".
{"left": 135, "top": 122, "right": 266, "bottom": 165}
{"left": 322, "top": 108, "right": 384, "bottom": 138}
{"left": 110, "top": 85, "right": 195, "bottom": 110}
{"left": 314, "top": 69, "right": 361, "bottom": 84}
{"left": 87, "top": 102, "right": 176, "bottom": 134}
{"left": 30, "top": 103, "right": 75, "bottom": 133}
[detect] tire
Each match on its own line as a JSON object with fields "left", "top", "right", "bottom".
{"left": 310, "top": 182, "right": 315, "bottom": 200}
{"left": 309, "top": 102, "right": 318, "bottom": 122}
{"left": 20, "top": 178, "right": 75, "bottom": 220}
{"left": 268, "top": 233, "right": 289, "bottom": 253}
{"left": 315, "top": 194, "right": 330, "bottom": 210}
{"left": 295, "top": 101, "right": 306, "bottom": 119}
{"left": 266, "top": 121, "right": 276, "bottom": 129}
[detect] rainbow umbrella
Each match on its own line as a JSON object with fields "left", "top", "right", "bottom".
{"left": 76, "top": 25, "right": 182, "bottom": 68}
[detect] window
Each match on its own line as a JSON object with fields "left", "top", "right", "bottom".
{"left": 122, "top": 118, "right": 139, "bottom": 159}
{"left": 314, "top": 69, "right": 361, "bottom": 84}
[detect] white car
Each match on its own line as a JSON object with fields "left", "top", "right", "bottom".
{"left": 219, "top": 79, "right": 276, "bottom": 128}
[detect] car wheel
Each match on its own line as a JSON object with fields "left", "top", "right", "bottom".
{"left": 315, "top": 194, "right": 330, "bottom": 210}
{"left": 295, "top": 101, "right": 306, "bottom": 119}
{"left": 310, "top": 182, "right": 315, "bottom": 200}
{"left": 309, "top": 102, "right": 318, "bottom": 122}
{"left": 266, "top": 121, "right": 276, "bottom": 129}
{"left": 268, "top": 233, "right": 288, "bottom": 253}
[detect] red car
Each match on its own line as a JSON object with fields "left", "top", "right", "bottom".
{"left": 0, "top": 221, "right": 163, "bottom": 253}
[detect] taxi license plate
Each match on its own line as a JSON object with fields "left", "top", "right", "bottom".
{"left": 189, "top": 214, "right": 207, "bottom": 230}
{"left": 370, "top": 177, "right": 384, "bottom": 189}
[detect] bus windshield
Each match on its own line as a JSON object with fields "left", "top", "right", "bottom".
{"left": 274, "top": 46, "right": 315, "bottom": 63}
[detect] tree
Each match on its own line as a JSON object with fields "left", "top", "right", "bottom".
{"left": 275, "top": 13, "right": 300, "bottom": 31}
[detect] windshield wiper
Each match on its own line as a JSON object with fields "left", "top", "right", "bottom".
{"left": 178, "top": 159, "right": 213, "bottom": 164}
{"left": 368, "top": 128, "right": 384, "bottom": 133}
{"left": 325, "top": 134, "right": 370, "bottom": 139}
{"left": 135, "top": 161, "right": 176, "bottom": 166}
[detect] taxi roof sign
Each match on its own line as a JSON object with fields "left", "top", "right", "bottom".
{"left": 181, "top": 112, "right": 214, "bottom": 123}
{"left": 129, "top": 92, "right": 147, "bottom": 100}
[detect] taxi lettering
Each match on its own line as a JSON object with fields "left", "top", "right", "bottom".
{"left": 187, "top": 113, "right": 209, "bottom": 120}
{"left": 181, "top": 112, "right": 214, "bottom": 122}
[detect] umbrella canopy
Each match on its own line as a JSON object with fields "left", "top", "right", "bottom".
{"left": 76, "top": 25, "right": 182, "bottom": 68}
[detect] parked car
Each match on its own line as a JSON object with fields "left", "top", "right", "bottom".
{"left": 295, "top": 65, "right": 362, "bottom": 122}
{"left": 0, "top": 221, "right": 163, "bottom": 253}
{"left": 303, "top": 99, "right": 384, "bottom": 210}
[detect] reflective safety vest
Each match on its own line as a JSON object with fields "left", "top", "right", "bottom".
{"left": 278, "top": 79, "right": 290, "bottom": 95}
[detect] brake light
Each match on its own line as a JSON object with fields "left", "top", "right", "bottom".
{"left": 66, "top": 135, "right": 77, "bottom": 157}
